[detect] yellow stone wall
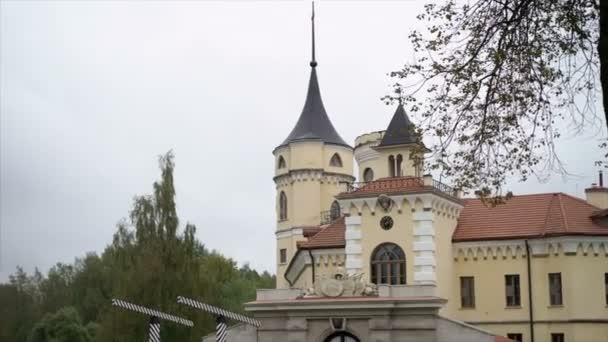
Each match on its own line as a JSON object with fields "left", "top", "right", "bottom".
{"left": 354, "top": 202, "right": 416, "bottom": 284}
{"left": 273, "top": 141, "right": 353, "bottom": 288}
{"left": 450, "top": 243, "right": 608, "bottom": 342}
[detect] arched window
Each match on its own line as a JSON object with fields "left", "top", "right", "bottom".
{"left": 324, "top": 331, "right": 360, "bottom": 342}
{"left": 371, "top": 243, "right": 406, "bottom": 285}
{"left": 363, "top": 167, "right": 374, "bottom": 182}
{"left": 279, "top": 191, "right": 288, "bottom": 221}
{"left": 330, "top": 153, "right": 343, "bottom": 167}
{"left": 388, "top": 155, "right": 395, "bottom": 177}
{"left": 277, "top": 156, "right": 286, "bottom": 169}
{"left": 396, "top": 154, "right": 403, "bottom": 177}
{"left": 330, "top": 200, "right": 341, "bottom": 221}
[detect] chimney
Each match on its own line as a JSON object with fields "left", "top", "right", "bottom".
{"left": 585, "top": 170, "right": 608, "bottom": 209}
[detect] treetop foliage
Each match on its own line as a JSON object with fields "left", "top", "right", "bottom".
{"left": 389, "top": 0, "right": 601, "bottom": 204}
{"left": 0, "top": 151, "right": 275, "bottom": 342}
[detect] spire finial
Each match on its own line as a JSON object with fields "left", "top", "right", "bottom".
{"left": 310, "top": 1, "right": 317, "bottom": 67}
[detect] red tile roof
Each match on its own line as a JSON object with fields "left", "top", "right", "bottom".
{"left": 296, "top": 193, "right": 608, "bottom": 250}
{"left": 297, "top": 217, "right": 345, "bottom": 249}
{"left": 453, "top": 193, "right": 608, "bottom": 242}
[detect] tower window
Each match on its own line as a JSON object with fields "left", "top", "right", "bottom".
{"left": 277, "top": 156, "right": 286, "bottom": 169}
{"left": 396, "top": 154, "right": 403, "bottom": 177}
{"left": 279, "top": 249, "right": 287, "bottom": 264}
{"left": 330, "top": 201, "right": 341, "bottom": 221}
{"left": 279, "top": 191, "right": 288, "bottom": 221}
{"left": 330, "top": 153, "right": 343, "bottom": 167}
{"left": 371, "top": 243, "right": 406, "bottom": 285}
{"left": 363, "top": 168, "right": 374, "bottom": 182}
{"left": 388, "top": 155, "right": 395, "bottom": 177}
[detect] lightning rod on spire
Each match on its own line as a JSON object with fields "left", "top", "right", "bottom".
{"left": 310, "top": 1, "right": 317, "bottom": 67}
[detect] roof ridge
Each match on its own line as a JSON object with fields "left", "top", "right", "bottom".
{"left": 541, "top": 194, "right": 557, "bottom": 236}
{"left": 557, "top": 193, "right": 570, "bottom": 233}
{"left": 558, "top": 191, "right": 599, "bottom": 209}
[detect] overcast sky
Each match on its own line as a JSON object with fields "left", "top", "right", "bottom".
{"left": 1, "top": 0, "right": 605, "bottom": 281}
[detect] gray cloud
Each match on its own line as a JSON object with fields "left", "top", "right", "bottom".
{"left": 1, "top": 1, "right": 604, "bottom": 281}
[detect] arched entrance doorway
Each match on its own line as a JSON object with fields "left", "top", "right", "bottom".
{"left": 323, "top": 331, "right": 360, "bottom": 342}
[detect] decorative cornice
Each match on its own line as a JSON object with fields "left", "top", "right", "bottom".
{"left": 453, "top": 236, "right": 608, "bottom": 261}
{"left": 276, "top": 227, "right": 305, "bottom": 239}
{"left": 338, "top": 193, "right": 463, "bottom": 219}
{"left": 274, "top": 169, "right": 355, "bottom": 186}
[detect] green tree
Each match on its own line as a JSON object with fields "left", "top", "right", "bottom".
{"left": 1, "top": 152, "right": 275, "bottom": 342}
{"left": 28, "top": 307, "right": 92, "bottom": 342}
{"left": 390, "top": 0, "right": 603, "bottom": 202}
{"left": 0, "top": 267, "right": 43, "bottom": 342}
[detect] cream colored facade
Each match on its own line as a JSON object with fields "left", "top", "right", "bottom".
{"left": 450, "top": 238, "right": 608, "bottom": 342}
{"left": 273, "top": 141, "right": 354, "bottom": 289}
{"left": 273, "top": 122, "right": 608, "bottom": 341}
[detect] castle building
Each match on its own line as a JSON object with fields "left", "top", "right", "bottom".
{"left": 208, "top": 6, "right": 608, "bottom": 342}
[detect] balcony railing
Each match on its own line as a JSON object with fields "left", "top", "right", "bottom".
{"left": 342, "top": 176, "right": 458, "bottom": 197}
{"left": 320, "top": 209, "right": 341, "bottom": 225}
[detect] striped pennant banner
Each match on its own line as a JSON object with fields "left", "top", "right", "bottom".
{"left": 111, "top": 299, "right": 194, "bottom": 327}
{"left": 176, "top": 296, "right": 261, "bottom": 327}
{"left": 148, "top": 316, "right": 161, "bottom": 342}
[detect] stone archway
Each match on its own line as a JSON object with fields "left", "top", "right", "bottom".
{"left": 323, "top": 331, "right": 360, "bottom": 342}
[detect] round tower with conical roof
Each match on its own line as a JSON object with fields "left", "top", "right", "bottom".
{"left": 273, "top": 5, "right": 354, "bottom": 288}
{"left": 354, "top": 104, "right": 428, "bottom": 182}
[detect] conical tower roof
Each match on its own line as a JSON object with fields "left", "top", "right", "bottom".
{"left": 276, "top": 2, "right": 350, "bottom": 150}
{"left": 378, "top": 104, "right": 420, "bottom": 147}
{"left": 279, "top": 67, "right": 350, "bottom": 148}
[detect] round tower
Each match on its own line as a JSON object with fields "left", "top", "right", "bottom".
{"left": 273, "top": 8, "right": 354, "bottom": 288}
{"left": 354, "top": 104, "right": 427, "bottom": 182}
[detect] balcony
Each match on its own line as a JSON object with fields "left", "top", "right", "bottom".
{"left": 341, "top": 175, "right": 459, "bottom": 198}
{"left": 320, "top": 209, "right": 341, "bottom": 225}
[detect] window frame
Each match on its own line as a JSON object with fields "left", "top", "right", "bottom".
{"left": 388, "top": 155, "right": 395, "bottom": 177}
{"left": 370, "top": 243, "right": 406, "bottom": 285}
{"left": 279, "top": 191, "right": 288, "bottom": 221}
{"left": 329, "top": 153, "right": 343, "bottom": 167}
{"left": 279, "top": 248, "right": 287, "bottom": 264}
{"left": 506, "top": 333, "right": 523, "bottom": 342}
{"left": 460, "top": 276, "right": 476, "bottom": 308}
{"left": 363, "top": 167, "right": 374, "bottom": 182}
{"left": 604, "top": 273, "right": 608, "bottom": 306}
{"left": 548, "top": 272, "right": 563, "bottom": 306}
{"left": 551, "top": 333, "right": 565, "bottom": 342}
{"left": 277, "top": 155, "right": 286, "bottom": 169}
{"left": 505, "top": 274, "right": 521, "bottom": 307}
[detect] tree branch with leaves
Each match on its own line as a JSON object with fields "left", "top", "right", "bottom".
{"left": 390, "top": 0, "right": 602, "bottom": 203}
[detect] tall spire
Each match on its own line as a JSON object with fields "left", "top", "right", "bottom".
{"left": 311, "top": 1, "right": 317, "bottom": 67}
{"left": 276, "top": 1, "right": 350, "bottom": 149}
